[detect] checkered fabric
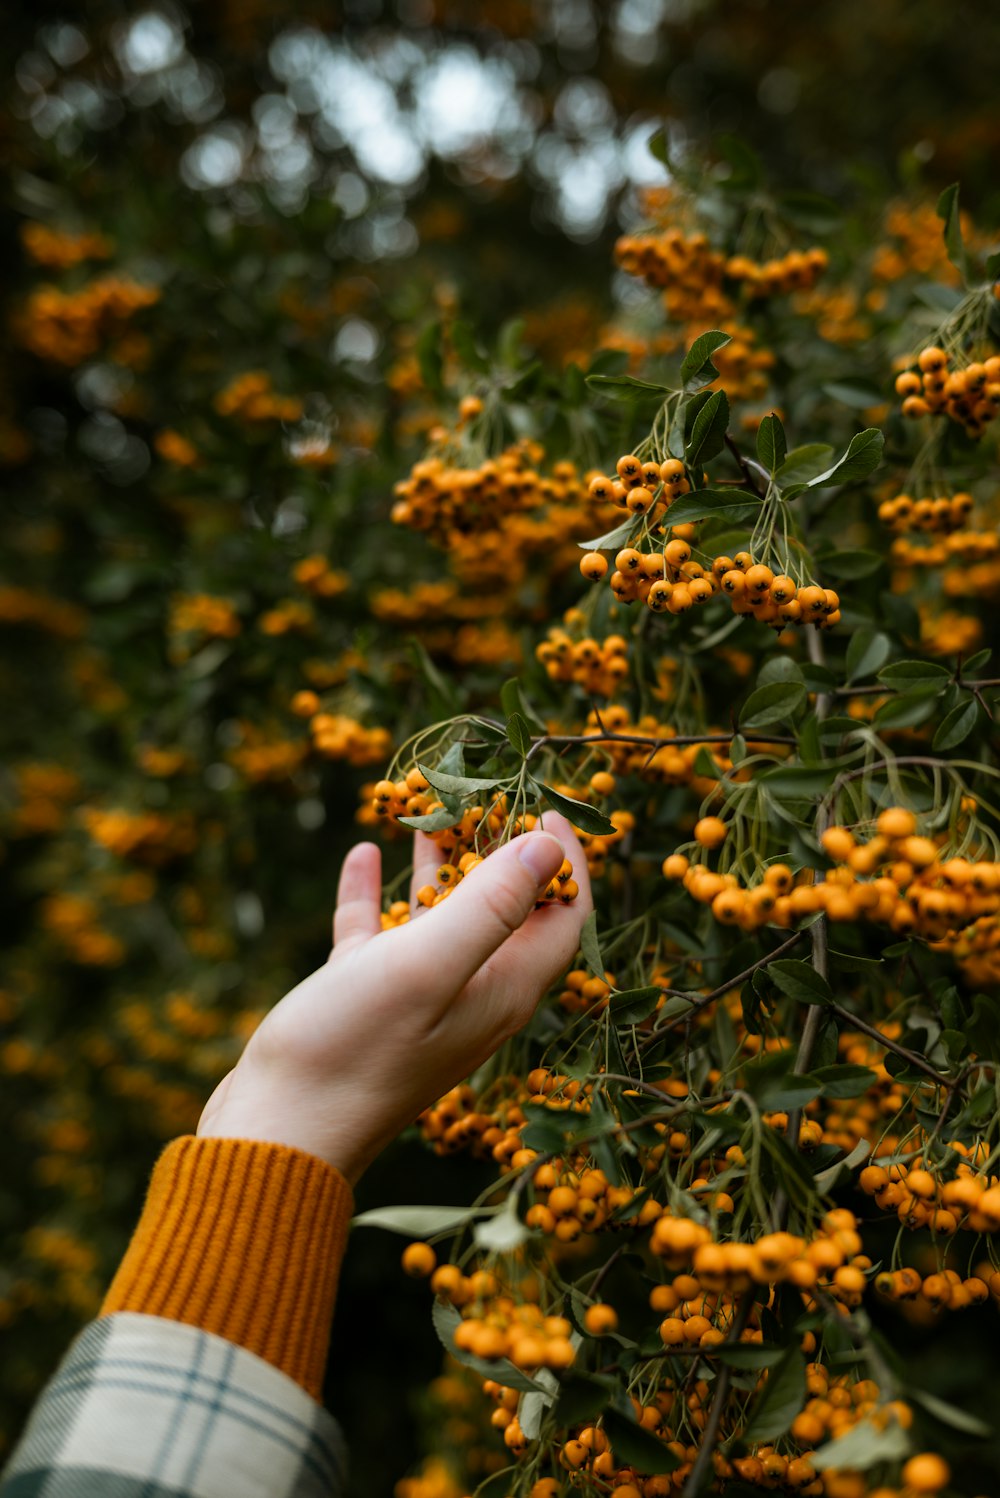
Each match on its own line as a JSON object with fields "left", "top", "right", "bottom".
{"left": 0, "top": 1313, "right": 347, "bottom": 1498}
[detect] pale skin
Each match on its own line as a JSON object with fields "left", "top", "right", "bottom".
{"left": 197, "top": 814, "right": 592, "bottom": 1185}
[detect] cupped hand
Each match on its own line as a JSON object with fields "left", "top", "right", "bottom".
{"left": 197, "top": 813, "right": 592, "bottom": 1184}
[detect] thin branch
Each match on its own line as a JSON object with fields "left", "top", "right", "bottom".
{"left": 638, "top": 928, "right": 807, "bottom": 1048}
{"left": 724, "top": 433, "right": 767, "bottom": 499}
{"left": 681, "top": 1290, "right": 756, "bottom": 1498}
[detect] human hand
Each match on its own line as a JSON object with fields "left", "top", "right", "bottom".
{"left": 196, "top": 814, "right": 592, "bottom": 1185}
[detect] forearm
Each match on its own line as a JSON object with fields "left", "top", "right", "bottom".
{"left": 1, "top": 1136, "right": 354, "bottom": 1498}
{"left": 101, "top": 1134, "right": 354, "bottom": 1397}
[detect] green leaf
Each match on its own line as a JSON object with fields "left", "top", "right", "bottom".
{"left": 908, "top": 1386, "right": 991, "bottom": 1437}
{"left": 451, "top": 319, "right": 490, "bottom": 372}
{"left": 986, "top": 251, "right": 1000, "bottom": 284}
{"left": 821, "top": 379, "right": 884, "bottom": 409}
{"left": 758, "top": 656, "right": 804, "bottom": 687}
{"left": 755, "top": 412, "right": 787, "bottom": 474}
{"left": 473, "top": 1198, "right": 530, "bottom": 1252}
{"left": 417, "top": 761, "right": 500, "bottom": 795}
{"left": 811, "top": 1064, "right": 878, "bottom": 1098}
{"left": 812, "top": 1137, "right": 871, "bottom": 1194}
{"left": 716, "top": 1344, "right": 786, "bottom": 1370}
{"left": 778, "top": 189, "right": 842, "bottom": 233}
{"left": 520, "top": 1107, "right": 568, "bottom": 1153}
{"left": 506, "top": 711, "right": 532, "bottom": 758}
{"left": 554, "top": 1373, "right": 617, "bottom": 1426}
{"left": 742, "top": 1346, "right": 806, "bottom": 1444}
{"left": 932, "top": 697, "right": 980, "bottom": 751}
{"left": 878, "top": 660, "right": 951, "bottom": 688}
{"left": 820, "top": 549, "right": 883, "bottom": 580}
{"left": 586, "top": 373, "right": 672, "bottom": 400}
{"left": 846, "top": 628, "right": 891, "bottom": 682}
{"left": 409, "top": 638, "right": 462, "bottom": 711}
{"left": 811, "top": 1416, "right": 910, "bottom": 1471}
{"left": 681, "top": 330, "right": 732, "bottom": 390}
{"left": 416, "top": 320, "right": 444, "bottom": 394}
{"left": 964, "top": 992, "right": 1000, "bottom": 1061}
{"left": 962, "top": 648, "right": 992, "bottom": 673}
{"left": 580, "top": 910, "right": 604, "bottom": 977}
{"left": 872, "top": 690, "right": 942, "bottom": 731}
{"left": 500, "top": 678, "right": 546, "bottom": 733}
{"left": 563, "top": 362, "right": 587, "bottom": 407}
{"left": 752, "top": 1071, "right": 823, "bottom": 1110}
{"left": 740, "top": 681, "right": 806, "bottom": 729}
{"left": 398, "top": 806, "right": 464, "bottom": 832}
{"left": 432, "top": 1301, "right": 545, "bottom": 1393}
{"left": 774, "top": 443, "right": 834, "bottom": 485}
{"left": 587, "top": 348, "right": 631, "bottom": 377}
{"left": 497, "top": 317, "right": 525, "bottom": 366}
{"left": 685, "top": 389, "right": 730, "bottom": 465}
{"left": 647, "top": 126, "right": 671, "bottom": 170}
{"left": 759, "top": 765, "right": 840, "bottom": 797}
{"left": 602, "top": 1407, "right": 682, "bottom": 1475}
{"left": 768, "top": 960, "right": 833, "bottom": 1006}
{"left": 353, "top": 1204, "right": 481, "bottom": 1235}
{"left": 799, "top": 428, "right": 884, "bottom": 491}
{"left": 716, "top": 133, "right": 762, "bottom": 190}
{"left": 538, "top": 783, "right": 615, "bottom": 836}
{"left": 577, "top": 516, "right": 637, "bottom": 551}
{"left": 936, "top": 182, "right": 969, "bottom": 283}
{"left": 663, "top": 487, "right": 760, "bottom": 526}
{"left": 608, "top": 986, "right": 663, "bottom": 1025}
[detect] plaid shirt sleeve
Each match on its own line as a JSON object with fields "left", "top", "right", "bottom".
{"left": 0, "top": 1312, "right": 348, "bottom": 1498}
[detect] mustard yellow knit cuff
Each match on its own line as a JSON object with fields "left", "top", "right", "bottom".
{"left": 100, "top": 1135, "right": 354, "bottom": 1400}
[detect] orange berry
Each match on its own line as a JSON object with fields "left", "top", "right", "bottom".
{"left": 694, "top": 816, "right": 727, "bottom": 849}
{"left": 401, "top": 1241, "right": 437, "bottom": 1277}
{"left": 901, "top": 1453, "right": 950, "bottom": 1493}
{"left": 580, "top": 552, "right": 609, "bottom": 582}
{"left": 584, "top": 1303, "right": 619, "bottom": 1335}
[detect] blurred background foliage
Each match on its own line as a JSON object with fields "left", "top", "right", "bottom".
{"left": 2, "top": 1, "right": 1000, "bottom": 1493}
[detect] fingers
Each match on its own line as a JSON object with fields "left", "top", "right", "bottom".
{"left": 397, "top": 829, "right": 566, "bottom": 998}
{"left": 534, "top": 810, "right": 594, "bottom": 912}
{"left": 408, "top": 830, "right": 441, "bottom": 917}
{"left": 331, "top": 841, "right": 383, "bottom": 953}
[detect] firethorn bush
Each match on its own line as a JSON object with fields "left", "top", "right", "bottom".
{"left": 351, "top": 169, "right": 1000, "bottom": 1498}
{"left": 5, "top": 5, "right": 1000, "bottom": 1498}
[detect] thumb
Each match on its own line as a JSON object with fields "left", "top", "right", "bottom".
{"left": 402, "top": 831, "right": 565, "bottom": 995}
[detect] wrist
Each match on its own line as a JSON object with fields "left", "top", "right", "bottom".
{"left": 196, "top": 1064, "right": 372, "bottom": 1185}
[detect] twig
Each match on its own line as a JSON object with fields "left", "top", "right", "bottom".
{"left": 638, "top": 928, "right": 807, "bottom": 1048}
{"left": 828, "top": 1000, "right": 955, "bottom": 1088}
{"left": 681, "top": 1291, "right": 755, "bottom": 1497}
{"left": 724, "top": 433, "right": 767, "bottom": 499}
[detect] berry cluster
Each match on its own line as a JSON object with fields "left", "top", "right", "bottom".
{"left": 214, "top": 370, "right": 304, "bottom": 423}
{"left": 877, "top": 490, "right": 974, "bottom": 534}
{"left": 535, "top": 623, "right": 629, "bottom": 696}
{"left": 896, "top": 347, "right": 1000, "bottom": 438}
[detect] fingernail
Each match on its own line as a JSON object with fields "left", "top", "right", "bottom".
{"left": 517, "top": 832, "right": 564, "bottom": 888}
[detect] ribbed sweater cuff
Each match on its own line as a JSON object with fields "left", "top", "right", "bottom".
{"left": 100, "top": 1135, "right": 354, "bottom": 1400}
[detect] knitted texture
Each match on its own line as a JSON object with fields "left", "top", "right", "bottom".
{"left": 101, "top": 1135, "right": 354, "bottom": 1399}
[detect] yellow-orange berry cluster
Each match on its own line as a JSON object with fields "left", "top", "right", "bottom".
{"left": 167, "top": 593, "right": 241, "bottom": 644}
{"left": 20, "top": 222, "right": 113, "bottom": 268}
{"left": 214, "top": 370, "right": 304, "bottom": 422}
{"left": 15, "top": 277, "right": 160, "bottom": 365}
{"left": 896, "top": 347, "right": 1000, "bottom": 437}
{"left": 80, "top": 807, "right": 198, "bottom": 865}
{"left": 291, "top": 554, "right": 350, "bottom": 598}
{"left": 613, "top": 229, "right": 827, "bottom": 325}
{"left": 585, "top": 536, "right": 840, "bottom": 632}
{"left": 307, "top": 711, "right": 392, "bottom": 765}
{"left": 878, "top": 490, "right": 974, "bottom": 533}
{"left": 535, "top": 623, "right": 629, "bottom": 696}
